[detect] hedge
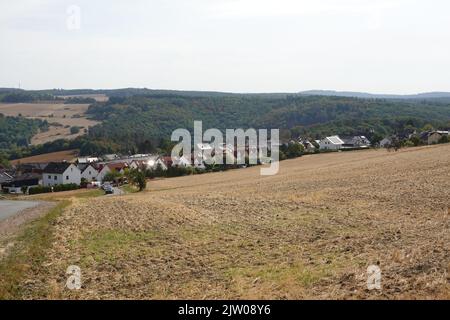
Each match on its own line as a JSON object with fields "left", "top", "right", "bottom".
{"left": 29, "top": 183, "right": 79, "bottom": 195}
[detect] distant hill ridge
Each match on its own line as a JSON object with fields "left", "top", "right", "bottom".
{"left": 1, "top": 88, "right": 450, "bottom": 100}
{"left": 298, "top": 90, "right": 450, "bottom": 100}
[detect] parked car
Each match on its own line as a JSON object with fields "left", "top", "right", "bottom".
{"left": 101, "top": 182, "right": 111, "bottom": 190}
{"left": 104, "top": 185, "right": 114, "bottom": 195}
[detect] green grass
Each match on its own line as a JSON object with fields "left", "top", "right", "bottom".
{"left": 80, "top": 229, "right": 159, "bottom": 264}
{"left": 121, "top": 184, "right": 139, "bottom": 194}
{"left": 0, "top": 201, "right": 70, "bottom": 299}
{"left": 73, "top": 189, "right": 104, "bottom": 199}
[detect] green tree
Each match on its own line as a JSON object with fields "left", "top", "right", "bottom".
{"left": 127, "top": 168, "right": 147, "bottom": 191}
{"left": 103, "top": 171, "right": 122, "bottom": 183}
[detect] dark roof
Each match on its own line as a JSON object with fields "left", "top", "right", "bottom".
{"left": 2, "top": 173, "right": 40, "bottom": 187}
{"left": 0, "top": 172, "right": 14, "bottom": 184}
{"left": 43, "top": 162, "right": 72, "bottom": 174}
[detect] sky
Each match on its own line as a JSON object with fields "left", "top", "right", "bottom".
{"left": 1, "top": 0, "right": 449, "bottom": 94}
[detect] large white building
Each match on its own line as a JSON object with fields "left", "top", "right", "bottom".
{"left": 42, "top": 163, "right": 81, "bottom": 187}
{"left": 319, "top": 136, "right": 344, "bottom": 150}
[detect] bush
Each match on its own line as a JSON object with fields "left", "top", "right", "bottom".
{"left": 438, "top": 135, "right": 449, "bottom": 144}
{"left": 53, "top": 183, "right": 79, "bottom": 192}
{"left": 29, "top": 186, "right": 52, "bottom": 195}
{"left": 70, "top": 126, "right": 81, "bottom": 134}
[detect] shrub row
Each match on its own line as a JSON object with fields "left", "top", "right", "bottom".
{"left": 29, "top": 183, "right": 79, "bottom": 195}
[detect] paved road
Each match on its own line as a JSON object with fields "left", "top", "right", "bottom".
{"left": 0, "top": 200, "right": 41, "bottom": 221}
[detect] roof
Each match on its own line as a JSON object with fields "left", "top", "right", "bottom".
{"left": 325, "top": 136, "right": 344, "bottom": 145}
{"left": 107, "top": 162, "right": 129, "bottom": 171}
{"left": 81, "top": 165, "right": 99, "bottom": 174}
{"left": 431, "top": 131, "right": 449, "bottom": 135}
{"left": 43, "top": 162, "right": 72, "bottom": 174}
{"left": 0, "top": 172, "right": 14, "bottom": 183}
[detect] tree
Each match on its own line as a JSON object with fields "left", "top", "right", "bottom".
{"left": 70, "top": 126, "right": 81, "bottom": 134}
{"left": 103, "top": 171, "right": 122, "bottom": 183}
{"left": 285, "top": 142, "right": 304, "bottom": 159}
{"left": 127, "top": 168, "right": 147, "bottom": 191}
{"left": 438, "top": 135, "right": 449, "bottom": 144}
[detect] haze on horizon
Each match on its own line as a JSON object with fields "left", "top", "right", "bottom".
{"left": 1, "top": 0, "right": 449, "bottom": 94}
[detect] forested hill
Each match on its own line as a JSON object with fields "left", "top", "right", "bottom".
{"left": 85, "top": 94, "right": 450, "bottom": 153}
{"left": 1, "top": 88, "right": 450, "bottom": 159}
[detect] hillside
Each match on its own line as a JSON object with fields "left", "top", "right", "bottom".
{"left": 85, "top": 94, "right": 450, "bottom": 153}
{"left": 1, "top": 89, "right": 450, "bottom": 159}
{"left": 5, "top": 144, "right": 449, "bottom": 299}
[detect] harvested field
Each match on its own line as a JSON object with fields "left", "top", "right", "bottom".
{"left": 57, "top": 94, "right": 109, "bottom": 102}
{"left": 0, "top": 103, "right": 99, "bottom": 145}
{"left": 14, "top": 145, "right": 450, "bottom": 299}
{"left": 10, "top": 150, "right": 79, "bottom": 165}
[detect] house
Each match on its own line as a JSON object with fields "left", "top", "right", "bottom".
{"left": 102, "top": 154, "right": 119, "bottom": 161}
{"left": 130, "top": 156, "right": 168, "bottom": 171}
{"left": 380, "top": 137, "right": 392, "bottom": 148}
{"left": 0, "top": 171, "right": 14, "bottom": 190}
{"left": 298, "top": 138, "right": 316, "bottom": 152}
{"left": 172, "top": 156, "right": 192, "bottom": 168}
{"left": 96, "top": 162, "right": 129, "bottom": 183}
{"left": 80, "top": 164, "right": 99, "bottom": 182}
{"left": 2, "top": 173, "right": 41, "bottom": 194}
{"left": 76, "top": 157, "right": 100, "bottom": 165}
{"left": 428, "top": 131, "right": 449, "bottom": 145}
{"left": 341, "top": 136, "right": 371, "bottom": 149}
{"left": 161, "top": 156, "right": 174, "bottom": 168}
{"left": 15, "top": 163, "right": 48, "bottom": 175}
{"left": 319, "top": 136, "right": 344, "bottom": 150}
{"left": 42, "top": 162, "right": 81, "bottom": 187}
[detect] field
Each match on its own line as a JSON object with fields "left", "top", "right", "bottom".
{"left": 0, "top": 103, "right": 99, "bottom": 145}
{"left": 4, "top": 145, "right": 450, "bottom": 299}
{"left": 57, "top": 94, "right": 109, "bottom": 102}
{"left": 10, "top": 150, "right": 79, "bottom": 165}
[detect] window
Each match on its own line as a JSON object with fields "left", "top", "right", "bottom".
{"left": 54, "top": 176, "right": 57, "bottom": 180}
{"left": 66, "top": 176, "right": 69, "bottom": 180}
{"left": 48, "top": 175, "right": 51, "bottom": 179}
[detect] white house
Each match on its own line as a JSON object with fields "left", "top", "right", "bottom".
{"left": 81, "top": 165, "right": 99, "bottom": 182}
{"left": 319, "top": 136, "right": 344, "bottom": 150}
{"left": 172, "top": 156, "right": 192, "bottom": 168}
{"left": 380, "top": 137, "right": 392, "bottom": 148}
{"left": 43, "top": 162, "right": 81, "bottom": 187}
{"left": 96, "top": 162, "right": 129, "bottom": 183}
{"left": 130, "top": 157, "right": 168, "bottom": 171}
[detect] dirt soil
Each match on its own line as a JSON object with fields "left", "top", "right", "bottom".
{"left": 0, "top": 103, "right": 99, "bottom": 145}
{"left": 10, "top": 150, "right": 79, "bottom": 165}
{"left": 17, "top": 145, "right": 450, "bottom": 299}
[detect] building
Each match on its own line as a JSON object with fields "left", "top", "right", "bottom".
{"left": 96, "top": 162, "right": 129, "bottom": 183}
{"left": 42, "top": 162, "right": 81, "bottom": 187}
{"left": 0, "top": 171, "right": 14, "bottom": 190}
{"left": 380, "top": 137, "right": 392, "bottom": 148}
{"left": 341, "top": 136, "right": 371, "bottom": 149}
{"left": 172, "top": 156, "right": 192, "bottom": 168}
{"left": 2, "top": 173, "right": 41, "bottom": 194}
{"left": 319, "top": 136, "right": 344, "bottom": 150}
{"left": 76, "top": 157, "right": 100, "bottom": 165}
{"left": 428, "top": 131, "right": 449, "bottom": 145}
{"left": 80, "top": 164, "right": 99, "bottom": 182}
{"left": 130, "top": 156, "right": 168, "bottom": 171}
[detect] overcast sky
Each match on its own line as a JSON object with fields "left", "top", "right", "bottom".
{"left": 1, "top": 0, "right": 449, "bottom": 93}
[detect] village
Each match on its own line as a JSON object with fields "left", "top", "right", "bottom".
{"left": 1, "top": 130, "right": 448, "bottom": 195}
